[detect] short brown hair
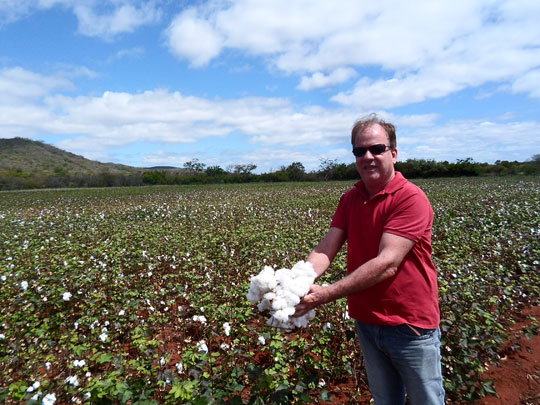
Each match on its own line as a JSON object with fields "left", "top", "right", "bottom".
{"left": 351, "top": 113, "right": 396, "bottom": 149}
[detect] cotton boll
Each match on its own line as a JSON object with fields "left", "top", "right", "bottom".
{"left": 274, "top": 268, "right": 293, "bottom": 285}
{"left": 197, "top": 340, "right": 208, "bottom": 354}
{"left": 291, "top": 261, "right": 315, "bottom": 278}
{"left": 271, "top": 296, "right": 288, "bottom": 311}
{"left": 263, "top": 291, "right": 276, "bottom": 301}
{"left": 281, "top": 289, "right": 301, "bottom": 307}
{"left": 295, "top": 275, "right": 315, "bottom": 287}
{"left": 247, "top": 261, "right": 317, "bottom": 330}
{"left": 283, "top": 278, "right": 310, "bottom": 298}
{"left": 267, "top": 315, "right": 292, "bottom": 331}
{"left": 223, "top": 322, "right": 231, "bottom": 337}
{"left": 267, "top": 316, "right": 280, "bottom": 328}
{"left": 273, "top": 307, "right": 295, "bottom": 322}
{"left": 291, "top": 316, "right": 308, "bottom": 329}
{"left": 260, "top": 265, "right": 276, "bottom": 278}
{"left": 43, "top": 393, "right": 56, "bottom": 405}
{"left": 257, "top": 298, "right": 272, "bottom": 312}
{"left": 246, "top": 266, "right": 277, "bottom": 303}
{"left": 246, "top": 289, "right": 261, "bottom": 304}
{"left": 255, "top": 266, "right": 277, "bottom": 289}
{"left": 291, "top": 310, "right": 315, "bottom": 328}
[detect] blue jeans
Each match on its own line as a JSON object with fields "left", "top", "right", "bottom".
{"left": 355, "top": 321, "right": 445, "bottom": 405}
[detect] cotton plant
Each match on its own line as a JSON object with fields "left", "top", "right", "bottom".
{"left": 247, "top": 260, "right": 317, "bottom": 331}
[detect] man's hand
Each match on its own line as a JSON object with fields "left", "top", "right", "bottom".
{"left": 294, "top": 284, "right": 330, "bottom": 317}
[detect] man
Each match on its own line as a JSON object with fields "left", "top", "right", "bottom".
{"left": 294, "top": 114, "right": 445, "bottom": 404}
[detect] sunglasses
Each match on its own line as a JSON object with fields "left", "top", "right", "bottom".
{"left": 352, "top": 144, "right": 391, "bottom": 158}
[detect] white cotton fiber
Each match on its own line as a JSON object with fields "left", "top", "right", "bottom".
{"left": 246, "top": 265, "right": 277, "bottom": 304}
{"left": 281, "top": 289, "right": 301, "bottom": 307}
{"left": 246, "top": 260, "right": 317, "bottom": 331}
{"left": 257, "top": 298, "right": 272, "bottom": 312}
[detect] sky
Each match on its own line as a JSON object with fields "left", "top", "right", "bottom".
{"left": 1, "top": 0, "right": 539, "bottom": 173}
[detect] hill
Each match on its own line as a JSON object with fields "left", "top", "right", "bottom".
{"left": 0, "top": 138, "right": 140, "bottom": 176}
{"left": 0, "top": 138, "right": 142, "bottom": 189}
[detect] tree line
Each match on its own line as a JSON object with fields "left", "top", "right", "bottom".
{"left": 1, "top": 156, "right": 539, "bottom": 190}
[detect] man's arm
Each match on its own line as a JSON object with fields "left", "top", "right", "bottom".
{"left": 307, "top": 227, "right": 346, "bottom": 279}
{"left": 294, "top": 232, "right": 415, "bottom": 316}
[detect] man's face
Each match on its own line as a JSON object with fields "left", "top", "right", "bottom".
{"left": 354, "top": 123, "right": 397, "bottom": 190}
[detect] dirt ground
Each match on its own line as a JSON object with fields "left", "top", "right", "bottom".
{"left": 473, "top": 305, "right": 540, "bottom": 405}
{"left": 318, "top": 305, "right": 540, "bottom": 404}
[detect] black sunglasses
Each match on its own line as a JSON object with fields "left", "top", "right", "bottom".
{"left": 352, "top": 144, "right": 391, "bottom": 158}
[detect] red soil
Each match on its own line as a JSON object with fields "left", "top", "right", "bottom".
{"left": 317, "top": 305, "right": 540, "bottom": 404}
{"left": 474, "top": 305, "right": 540, "bottom": 405}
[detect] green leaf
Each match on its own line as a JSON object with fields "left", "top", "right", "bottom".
{"left": 321, "top": 389, "right": 331, "bottom": 401}
{"left": 121, "top": 389, "right": 133, "bottom": 403}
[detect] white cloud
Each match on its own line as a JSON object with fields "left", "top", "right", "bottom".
{"left": 165, "top": 8, "right": 223, "bottom": 67}
{"left": 2, "top": 82, "right": 350, "bottom": 150}
{"left": 297, "top": 68, "right": 357, "bottom": 91}
{"left": 512, "top": 69, "right": 540, "bottom": 98}
{"left": 215, "top": 0, "right": 348, "bottom": 56}
{"left": 398, "top": 119, "right": 540, "bottom": 163}
{"left": 112, "top": 47, "right": 145, "bottom": 61}
{"left": 163, "top": 0, "right": 540, "bottom": 107}
{"left": 165, "top": 1, "right": 485, "bottom": 71}
{"left": 391, "top": 114, "right": 440, "bottom": 128}
{"left": 0, "top": 67, "right": 73, "bottom": 102}
{"left": 1, "top": 65, "right": 538, "bottom": 168}
{"left": 142, "top": 151, "right": 188, "bottom": 166}
{"left": 330, "top": 74, "right": 463, "bottom": 110}
{"left": 72, "top": 2, "right": 162, "bottom": 39}
{"left": 1, "top": 0, "right": 162, "bottom": 39}
{"left": 241, "top": 148, "right": 333, "bottom": 172}
{"left": 0, "top": 66, "right": 453, "bottom": 157}
{"left": 0, "top": 0, "right": 35, "bottom": 26}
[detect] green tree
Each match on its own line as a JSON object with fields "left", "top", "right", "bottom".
{"left": 318, "top": 158, "right": 339, "bottom": 180}
{"left": 285, "top": 162, "right": 305, "bottom": 181}
{"left": 183, "top": 159, "right": 206, "bottom": 172}
{"left": 142, "top": 170, "right": 167, "bottom": 185}
{"left": 206, "top": 165, "right": 226, "bottom": 176}
{"left": 231, "top": 163, "right": 257, "bottom": 174}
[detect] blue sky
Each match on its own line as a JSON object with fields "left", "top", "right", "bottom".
{"left": 1, "top": 0, "right": 539, "bottom": 173}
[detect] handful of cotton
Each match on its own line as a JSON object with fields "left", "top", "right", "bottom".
{"left": 246, "top": 261, "right": 317, "bottom": 331}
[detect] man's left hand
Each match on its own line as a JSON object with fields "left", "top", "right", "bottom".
{"left": 294, "top": 284, "right": 329, "bottom": 317}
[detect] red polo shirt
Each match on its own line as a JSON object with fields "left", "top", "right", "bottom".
{"left": 330, "top": 172, "right": 440, "bottom": 328}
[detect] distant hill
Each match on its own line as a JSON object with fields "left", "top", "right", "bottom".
{"left": 0, "top": 138, "right": 143, "bottom": 189}
{"left": 0, "top": 138, "right": 184, "bottom": 174}
{"left": 0, "top": 138, "right": 140, "bottom": 176}
{"left": 145, "top": 166, "right": 179, "bottom": 170}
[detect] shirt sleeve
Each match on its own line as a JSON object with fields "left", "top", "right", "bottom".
{"left": 383, "top": 188, "right": 432, "bottom": 243}
{"left": 330, "top": 193, "right": 349, "bottom": 234}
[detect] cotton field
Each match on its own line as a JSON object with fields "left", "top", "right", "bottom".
{"left": 0, "top": 178, "right": 539, "bottom": 404}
